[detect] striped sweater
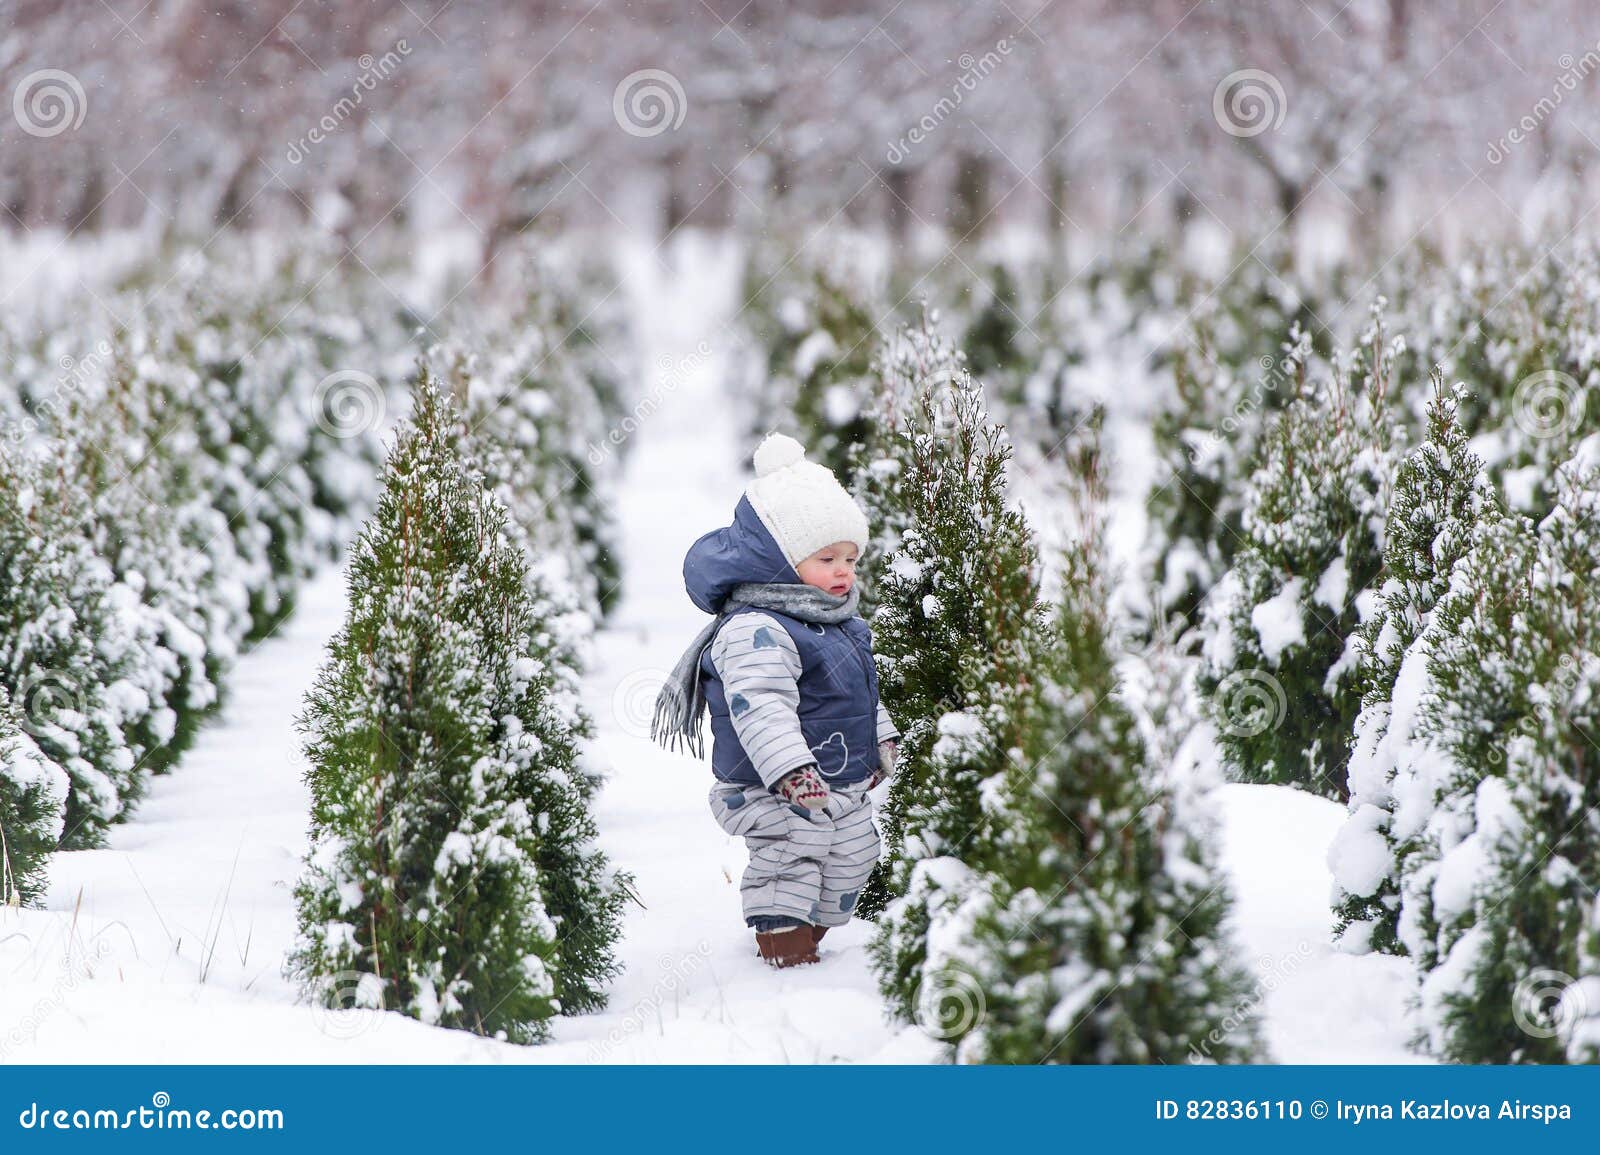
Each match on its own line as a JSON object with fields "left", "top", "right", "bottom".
{"left": 708, "top": 609, "right": 899, "bottom": 788}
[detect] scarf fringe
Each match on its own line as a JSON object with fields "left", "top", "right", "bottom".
{"left": 650, "top": 681, "right": 705, "bottom": 760}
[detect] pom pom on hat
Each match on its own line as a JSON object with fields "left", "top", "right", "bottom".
{"left": 753, "top": 432, "right": 806, "bottom": 477}
{"left": 745, "top": 431, "right": 870, "bottom": 567}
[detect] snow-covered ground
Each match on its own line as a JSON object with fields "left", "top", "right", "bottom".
{"left": 1215, "top": 783, "right": 1422, "bottom": 1063}
{"left": 0, "top": 234, "right": 1420, "bottom": 1064}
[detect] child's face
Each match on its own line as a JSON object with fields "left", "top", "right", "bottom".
{"left": 796, "top": 541, "right": 859, "bottom": 596}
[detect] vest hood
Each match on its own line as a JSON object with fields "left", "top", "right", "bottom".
{"left": 683, "top": 494, "right": 802, "bottom": 614}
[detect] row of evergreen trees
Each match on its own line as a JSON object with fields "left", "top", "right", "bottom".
{"left": 737, "top": 230, "right": 1600, "bottom": 1063}
{"left": 846, "top": 315, "right": 1261, "bottom": 1062}
{"left": 732, "top": 228, "right": 1599, "bottom": 643}
{"left": 1, "top": 240, "right": 405, "bottom": 904}
{"left": 1181, "top": 279, "right": 1600, "bottom": 1060}
{"left": 1326, "top": 382, "right": 1600, "bottom": 1062}
{"left": 289, "top": 370, "right": 630, "bottom": 1043}
{"left": 2, "top": 231, "right": 633, "bottom": 1041}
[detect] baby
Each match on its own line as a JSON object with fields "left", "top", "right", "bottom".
{"left": 652, "top": 432, "right": 899, "bottom": 967}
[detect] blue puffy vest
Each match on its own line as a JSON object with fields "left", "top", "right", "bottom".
{"left": 700, "top": 606, "right": 882, "bottom": 786}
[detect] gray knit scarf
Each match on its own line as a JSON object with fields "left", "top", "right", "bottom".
{"left": 651, "top": 581, "right": 861, "bottom": 758}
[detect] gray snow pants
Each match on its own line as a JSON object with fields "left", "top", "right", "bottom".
{"left": 708, "top": 777, "right": 880, "bottom": 928}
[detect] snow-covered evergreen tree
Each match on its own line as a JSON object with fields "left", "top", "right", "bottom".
{"left": 921, "top": 425, "right": 1262, "bottom": 1063}
{"left": 61, "top": 343, "right": 244, "bottom": 777}
{"left": 861, "top": 349, "right": 1054, "bottom": 1014}
{"left": 1396, "top": 245, "right": 1599, "bottom": 520}
{"left": 737, "top": 245, "right": 887, "bottom": 488}
{"left": 0, "top": 687, "right": 68, "bottom": 908}
{"left": 1198, "top": 308, "right": 1400, "bottom": 801}
{"left": 0, "top": 442, "right": 144, "bottom": 848}
{"left": 1407, "top": 454, "right": 1600, "bottom": 1062}
{"left": 1330, "top": 377, "right": 1497, "bottom": 954}
{"left": 289, "top": 373, "right": 628, "bottom": 1040}
{"left": 1145, "top": 324, "right": 1313, "bottom": 636}
{"left": 435, "top": 347, "right": 611, "bottom": 803}
{"left": 1388, "top": 506, "right": 1538, "bottom": 981}
{"left": 848, "top": 309, "right": 967, "bottom": 618}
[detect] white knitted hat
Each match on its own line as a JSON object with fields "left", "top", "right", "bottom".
{"left": 745, "top": 432, "right": 870, "bottom": 566}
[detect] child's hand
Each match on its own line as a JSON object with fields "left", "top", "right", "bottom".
{"left": 869, "top": 740, "right": 898, "bottom": 789}
{"left": 774, "top": 764, "right": 830, "bottom": 811}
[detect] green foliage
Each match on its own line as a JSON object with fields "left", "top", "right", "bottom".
{"left": 857, "top": 325, "right": 1050, "bottom": 1000}
{"left": 1198, "top": 310, "right": 1399, "bottom": 802}
{"left": 879, "top": 415, "right": 1261, "bottom": 1063}
{"left": 0, "top": 688, "right": 68, "bottom": 907}
{"left": 290, "top": 372, "right": 627, "bottom": 1041}
{"left": 1143, "top": 254, "right": 1336, "bottom": 639}
{"left": 1146, "top": 325, "right": 1312, "bottom": 636}
{"left": 1396, "top": 245, "right": 1600, "bottom": 520}
{"left": 0, "top": 442, "right": 142, "bottom": 848}
{"left": 1332, "top": 378, "right": 1497, "bottom": 954}
{"left": 1401, "top": 460, "right": 1600, "bottom": 1062}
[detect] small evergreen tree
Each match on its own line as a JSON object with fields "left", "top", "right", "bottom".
{"left": 861, "top": 343, "right": 1053, "bottom": 1010}
{"left": 848, "top": 310, "right": 967, "bottom": 617}
{"left": 289, "top": 373, "right": 627, "bottom": 1041}
{"left": 924, "top": 426, "right": 1263, "bottom": 1063}
{"left": 1144, "top": 324, "right": 1312, "bottom": 637}
{"left": 0, "top": 442, "right": 143, "bottom": 848}
{"left": 1388, "top": 507, "right": 1538, "bottom": 978}
{"left": 1198, "top": 308, "right": 1400, "bottom": 802}
{"left": 1408, "top": 459, "right": 1600, "bottom": 1062}
{"left": 0, "top": 687, "right": 68, "bottom": 907}
{"left": 743, "top": 258, "right": 885, "bottom": 488}
{"left": 1330, "top": 377, "right": 1497, "bottom": 954}
{"left": 63, "top": 344, "right": 240, "bottom": 777}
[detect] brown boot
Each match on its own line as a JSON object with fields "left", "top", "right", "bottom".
{"left": 811, "top": 925, "right": 829, "bottom": 945}
{"left": 755, "top": 925, "right": 820, "bottom": 968}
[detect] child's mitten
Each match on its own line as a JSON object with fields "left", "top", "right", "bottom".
{"left": 869, "top": 740, "right": 898, "bottom": 789}
{"left": 774, "top": 763, "right": 830, "bottom": 811}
